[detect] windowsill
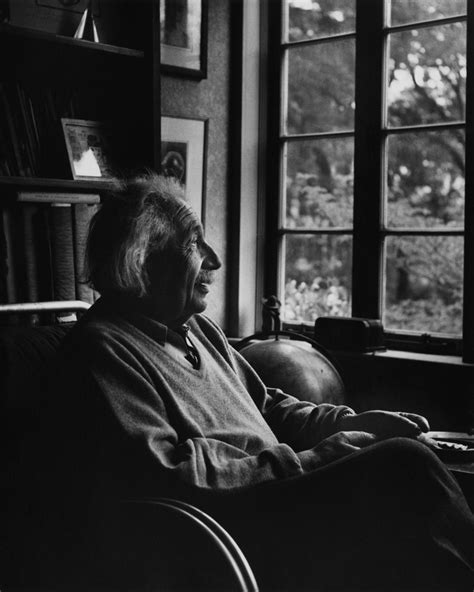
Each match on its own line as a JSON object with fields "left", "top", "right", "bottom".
{"left": 229, "top": 336, "right": 473, "bottom": 368}
{"left": 331, "top": 348, "right": 473, "bottom": 367}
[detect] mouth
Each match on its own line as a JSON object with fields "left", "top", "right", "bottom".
{"left": 195, "top": 274, "right": 214, "bottom": 294}
{"left": 195, "top": 281, "right": 210, "bottom": 294}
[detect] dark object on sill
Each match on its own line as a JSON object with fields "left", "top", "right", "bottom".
{"left": 314, "top": 316, "right": 386, "bottom": 353}
{"left": 261, "top": 295, "right": 281, "bottom": 334}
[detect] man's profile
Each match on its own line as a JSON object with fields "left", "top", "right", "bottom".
{"left": 41, "top": 172, "right": 474, "bottom": 591}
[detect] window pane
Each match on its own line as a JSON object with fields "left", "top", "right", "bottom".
{"left": 286, "top": 40, "right": 355, "bottom": 134}
{"left": 387, "top": 23, "right": 466, "bottom": 127}
{"left": 283, "top": 234, "right": 352, "bottom": 322}
{"left": 285, "top": 138, "right": 354, "bottom": 229}
{"left": 286, "top": 0, "right": 356, "bottom": 42}
{"left": 386, "top": 130, "right": 465, "bottom": 228}
{"left": 389, "top": 0, "right": 466, "bottom": 27}
{"left": 384, "top": 235, "right": 463, "bottom": 335}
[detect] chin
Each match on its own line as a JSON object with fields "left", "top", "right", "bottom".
{"left": 194, "top": 302, "right": 208, "bottom": 314}
{"left": 191, "top": 297, "right": 208, "bottom": 315}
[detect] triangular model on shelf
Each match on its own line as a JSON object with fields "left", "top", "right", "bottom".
{"left": 74, "top": 0, "right": 99, "bottom": 43}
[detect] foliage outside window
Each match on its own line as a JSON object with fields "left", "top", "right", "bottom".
{"left": 275, "top": 0, "right": 468, "bottom": 351}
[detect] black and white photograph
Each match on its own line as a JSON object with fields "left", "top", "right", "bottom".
{"left": 161, "top": 115, "right": 206, "bottom": 219}
{"left": 61, "top": 118, "right": 116, "bottom": 180}
{"left": 1, "top": 1, "right": 474, "bottom": 592}
{"left": 160, "top": 0, "right": 207, "bottom": 77}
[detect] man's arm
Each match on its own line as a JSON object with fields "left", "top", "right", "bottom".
{"left": 227, "top": 342, "right": 357, "bottom": 448}
{"left": 85, "top": 335, "right": 375, "bottom": 491}
{"left": 229, "top": 344, "right": 429, "bottom": 448}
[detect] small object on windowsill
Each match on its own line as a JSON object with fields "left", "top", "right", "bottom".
{"left": 261, "top": 295, "right": 282, "bottom": 336}
{"left": 314, "top": 316, "right": 386, "bottom": 353}
{"left": 426, "top": 431, "right": 474, "bottom": 444}
{"left": 418, "top": 432, "right": 474, "bottom": 462}
{"left": 74, "top": 0, "right": 99, "bottom": 43}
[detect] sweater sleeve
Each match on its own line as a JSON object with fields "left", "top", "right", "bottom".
{"left": 223, "top": 339, "right": 356, "bottom": 450}
{"left": 83, "top": 331, "right": 350, "bottom": 492}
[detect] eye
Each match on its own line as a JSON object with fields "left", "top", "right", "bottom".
{"left": 184, "top": 234, "right": 200, "bottom": 253}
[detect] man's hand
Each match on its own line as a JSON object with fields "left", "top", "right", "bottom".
{"left": 314, "top": 430, "right": 378, "bottom": 463}
{"left": 338, "top": 410, "right": 430, "bottom": 439}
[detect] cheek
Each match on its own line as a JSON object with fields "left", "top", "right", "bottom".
{"left": 185, "top": 253, "right": 202, "bottom": 282}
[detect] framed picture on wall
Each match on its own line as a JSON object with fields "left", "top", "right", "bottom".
{"left": 61, "top": 118, "right": 116, "bottom": 181}
{"left": 161, "top": 115, "right": 207, "bottom": 221}
{"left": 160, "top": 0, "right": 208, "bottom": 79}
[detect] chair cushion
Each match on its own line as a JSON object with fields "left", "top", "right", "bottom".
{"left": 0, "top": 323, "right": 74, "bottom": 517}
{"left": 0, "top": 323, "right": 73, "bottom": 412}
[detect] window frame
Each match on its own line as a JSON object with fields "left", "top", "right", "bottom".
{"left": 264, "top": 0, "right": 474, "bottom": 362}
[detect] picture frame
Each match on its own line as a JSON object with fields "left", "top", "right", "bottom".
{"left": 61, "top": 118, "right": 115, "bottom": 181}
{"left": 161, "top": 115, "right": 207, "bottom": 221}
{"left": 160, "top": 0, "right": 208, "bottom": 79}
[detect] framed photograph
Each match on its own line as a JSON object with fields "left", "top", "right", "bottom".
{"left": 161, "top": 115, "right": 207, "bottom": 220}
{"left": 61, "top": 118, "right": 115, "bottom": 181}
{"left": 160, "top": 0, "right": 208, "bottom": 79}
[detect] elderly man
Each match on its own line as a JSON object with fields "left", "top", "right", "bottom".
{"left": 43, "top": 173, "right": 474, "bottom": 591}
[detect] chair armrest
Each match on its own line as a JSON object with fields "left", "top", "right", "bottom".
{"left": 91, "top": 497, "right": 259, "bottom": 592}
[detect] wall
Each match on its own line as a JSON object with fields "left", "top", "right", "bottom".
{"left": 161, "top": 0, "right": 231, "bottom": 329}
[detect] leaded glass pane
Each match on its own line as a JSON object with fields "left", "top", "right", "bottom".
{"left": 286, "top": 0, "right": 356, "bottom": 42}
{"left": 284, "top": 234, "right": 352, "bottom": 322}
{"left": 286, "top": 39, "right": 355, "bottom": 134}
{"left": 387, "top": 23, "right": 466, "bottom": 127}
{"left": 386, "top": 130, "right": 464, "bottom": 228}
{"left": 384, "top": 235, "right": 463, "bottom": 335}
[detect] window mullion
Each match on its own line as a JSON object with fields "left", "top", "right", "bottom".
{"left": 352, "top": 0, "right": 385, "bottom": 319}
{"left": 263, "top": 0, "right": 284, "bottom": 299}
{"left": 462, "top": 2, "right": 474, "bottom": 362}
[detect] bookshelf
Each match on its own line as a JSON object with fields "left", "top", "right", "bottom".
{"left": 0, "top": 0, "right": 161, "bottom": 316}
{"left": 0, "top": 22, "right": 145, "bottom": 58}
{"left": 0, "top": 176, "right": 117, "bottom": 192}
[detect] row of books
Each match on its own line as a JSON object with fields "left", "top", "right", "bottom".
{"left": 0, "top": 192, "right": 100, "bottom": 322}
{"left": 0, "top": 81, "right": 79, "bottom": 178}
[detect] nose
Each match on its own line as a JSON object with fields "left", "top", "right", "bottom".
{"left": 202, "top": 241, "right": 222, "bottom": 270}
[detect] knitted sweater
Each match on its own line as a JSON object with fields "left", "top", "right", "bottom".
{"left": 50, "top": 298, "right": 355, "bottom": 496}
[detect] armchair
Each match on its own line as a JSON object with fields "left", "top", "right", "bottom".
{"left": 0, "top": 302, "right": 258, "bottom": 592}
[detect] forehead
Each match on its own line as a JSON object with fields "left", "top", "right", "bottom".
{"left": 173, "top": 201, "right": 203, "bottom": 239}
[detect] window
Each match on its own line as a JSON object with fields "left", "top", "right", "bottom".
{"left": 265, "top": 0, "right": 474, "bottom": 360}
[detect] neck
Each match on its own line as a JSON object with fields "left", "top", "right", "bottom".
{"left": 106, "top": 292, "right": 192, "bottom": 328}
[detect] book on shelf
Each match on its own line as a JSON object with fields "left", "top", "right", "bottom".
{"left": 0, "top": 207, "right": 15, "bottom": 303}
{"left": 21, "top": 203, "right": 41, "bottom": 324}
{"left": 15, "top": 84, "right": 39, "bottom": 175}
{"left": 0, "top": 106, "right": 15, "bottom": 175}
{"left": 3, "top": 206, "right": 24, "bottom": 304}
{"left": 0, "top": 81, "right": 25, "bottom": 176}
{"left": 49, "top": 203, "right": 77, "bottom": 320}
{"left": 0, "top": 80, "right": 81, "bottom": 178}
{"left": 4, "top": 83, "right": 35, "bottom": 176}
{"left": 72, "top": 202, "right": 99, "bottom": 303}
{"left": 29, "top": 205, "right": 53, "bottom": 304}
